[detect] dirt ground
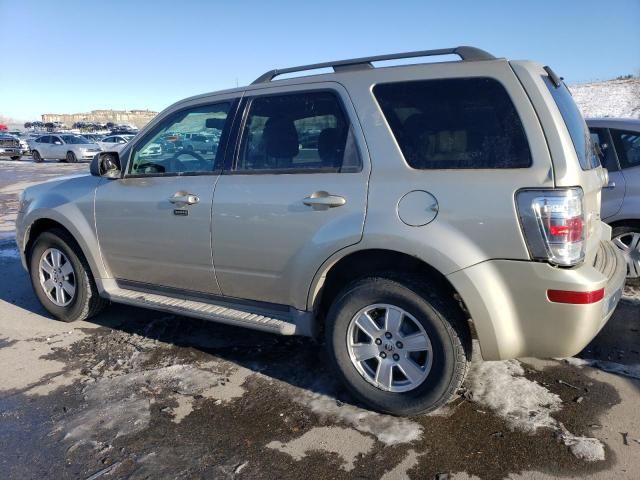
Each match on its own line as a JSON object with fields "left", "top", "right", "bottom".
{"left": 1, "top": 159, "right": 639, "bottom": 479}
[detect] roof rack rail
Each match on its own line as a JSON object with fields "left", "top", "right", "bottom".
{"left": 252, "top": 46, "right": 495, "bottom": 84}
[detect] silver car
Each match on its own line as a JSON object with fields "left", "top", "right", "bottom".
{"left": 29, "top": 134, "right": 102, "bottom": 163}
{"left": 16, "top": 46, "right": 626, "bottom": 416}
{"left": 588, "top": 118, "right": 640, "bottom": 284}
{"left": 97, "top": 134, "right": 135, "bottom": 153}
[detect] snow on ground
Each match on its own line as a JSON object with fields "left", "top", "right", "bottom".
{"left": 266, "top": 426, "right": 375, "bottom": 471}
{"left": 569, "top": 77, "right": 640, "bottom": 119}
{"left": 466, "top": 359, "right": 605, "bottom": 462}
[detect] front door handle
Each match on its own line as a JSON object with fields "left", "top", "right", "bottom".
{"left": 303, "top": 191, "right": 346, "bottom": 210}
{"left": 169, "top": 191, "right": 200, "bottom": 205}
{"left": 604, "top": 182, "right": 616, "bottom": 190}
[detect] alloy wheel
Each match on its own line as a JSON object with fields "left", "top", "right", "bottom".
{"left": 613, "top": 231, "right": 640, "bottom": 279}
{"left": 346, "top": 303, "right": 433, "bottom": 392}
{"left": 38, "top": 248, "right": 76, "bottom": 306}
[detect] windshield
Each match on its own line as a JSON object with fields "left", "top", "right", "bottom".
{"left": 61, "top": 135, "right": 92, "bottom": 144}
{"left": 544, "top": 76, "right": 599, "bottom": 170}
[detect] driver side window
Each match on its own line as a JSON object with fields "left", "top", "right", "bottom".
{"left": 129, "top": 102, "right": 231, "bottom": 176}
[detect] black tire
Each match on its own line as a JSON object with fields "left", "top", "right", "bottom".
{"left": 325, "top": 275, "right": 470, "bottom": 416}
{"left": 29, "top": 229, "right": 108, "bottom": 322}
{"left": 66, "top": 151, "right": 77, "bottom": 163}
{"left": 10, "top": 156, "right": 21, "bottom": 160}
{"left": 612, "top": 225, "right": 640, "bottom": 287}
{"left": 32, "top": 150, "right": 43, "bottom": 163}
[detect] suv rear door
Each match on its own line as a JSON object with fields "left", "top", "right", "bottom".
{"left": 211, "top": 83, "right": 370, "bottom": 308}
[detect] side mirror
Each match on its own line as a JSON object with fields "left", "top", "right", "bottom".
{"left": 90, "top": 152, "right": 122, "bottom": 179}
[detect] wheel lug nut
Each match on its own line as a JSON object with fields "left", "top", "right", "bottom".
{"left": 393, "top": 354, "right": 400, "bottom": 361}
{"left": 375, "top": 338, "right": 382, "bottom": 345}
{"left": 385, "top": 332, "right": 392, "bottom": 339}
{"left": 396, "top": 341, "right": 403, "bottom": 349}
{"left": 380, "top": 352, "right": 387, "bottom": 359}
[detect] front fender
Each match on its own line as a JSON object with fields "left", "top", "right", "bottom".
{"left": 18, "top": 176, "right": 110, "bottom": 283}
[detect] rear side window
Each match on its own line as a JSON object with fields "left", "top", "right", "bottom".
{"left": 610, "top": 129, "right": 640, "bottom": 169}
{"left": 236, "top": 91, "right": 361, "bottom": 173}
{"left": 544, "top": 77, "right": 599, "bottom": 170}
{"left": 373, "top": 78, "right": 532, "bottom": 169}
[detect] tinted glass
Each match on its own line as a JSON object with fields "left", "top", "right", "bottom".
{"left": 610, "top": 129, "right": 640, "bottom": 169}
{"left": 129, "top": 102, "right": 230, "bottom": 175}
{"left": 37, "top": 136, "right": 50, "bottom": 143}
{"left": 61, "top": 135, "right": 90, "bottom": 144}
{"left": 236, "top": 91, "right": 359, "bottom": 172}
{"left": 544, "top": 77, "right": 599, "bottom": 170}
{"left": 589, "top": 128, "right": 619, "bottom": 171}
{"left": 373, "top": 78, "right": 532, "bottom": 169}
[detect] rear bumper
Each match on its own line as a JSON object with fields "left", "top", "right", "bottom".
{"left": 448, "top": 238, "right": 627, "bottom": 360}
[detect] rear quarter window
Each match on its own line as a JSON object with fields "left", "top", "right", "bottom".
{"left": 543, "top": 77, "right": 599, "bottom": 170}
{"left": 373, "top": 77, "right": 532, "bottom": 169}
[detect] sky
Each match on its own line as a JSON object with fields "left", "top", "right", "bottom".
{"left": 1, "top": 0, "right": 638, "bottom": 122}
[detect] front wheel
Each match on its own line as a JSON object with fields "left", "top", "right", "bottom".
{"left": 29, "top": 230, "right": 108, "bottom": 322}
{"left": 612, "top": 225, "right": 640, "bottom": 286}
{"left": 66, "top": 151, "right": 77, "bottom": 163}
{"left": 325, "top": 276, "right": 469, "bottom": 416}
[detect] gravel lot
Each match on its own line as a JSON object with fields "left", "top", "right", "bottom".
{"left": 1, "top": 159, "right": 639, "bottom": 479}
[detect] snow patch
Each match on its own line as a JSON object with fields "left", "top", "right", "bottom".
{"left": 293, "top": 387, "right": 422, "bottom": 445}
{"left": 569, "top": 77, "right": 640, "bottom": 119}
{"left": 380, "top": 449, "right": 421, "bottom": 480}
{"left": 266, "top": 426, "right": 374, "bottom": 471}
{"left": 60, "top": 362, "right": 252, "bottom": 438}
{"left": 466, "top": 359, "right": 605, "bottom": 462}
{"left": 466, "top": 360, "right": 560, "bottom": 432}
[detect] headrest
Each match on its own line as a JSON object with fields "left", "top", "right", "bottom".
{"left": 318, "top": 128, "right": 346, "bottom": 165}
{"left": 263, "top": 117, "right": 299, "bottom": 158}
{"left": 434, "top": 130, "right": 467, "bottom": 153}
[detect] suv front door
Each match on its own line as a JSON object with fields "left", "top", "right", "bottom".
{"left": 212, "top": 84, "right": 370, "bottom": 308}
{"left": 95, "top": 99, "right": 239, "bottom": 294}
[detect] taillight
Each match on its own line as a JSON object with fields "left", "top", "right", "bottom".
{"left": 516, "top": 188, "right": 585, "bottom": 266}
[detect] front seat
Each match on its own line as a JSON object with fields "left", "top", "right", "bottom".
{"left": 262, "top": 117, "right": 299, "bottom": 169}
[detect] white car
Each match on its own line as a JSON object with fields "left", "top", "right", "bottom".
{"left": 29, "top": 134, "right": 102, "bottom": 163}
{"left": 97, "top": 135, "right": 135, "bottom": 153}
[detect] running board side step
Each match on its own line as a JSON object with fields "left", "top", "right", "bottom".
{"left": 104, "top": 287, "right": 313, "bottom": 336}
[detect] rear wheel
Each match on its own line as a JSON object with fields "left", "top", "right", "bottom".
{"left": 66, "top": 151, "right": 77, "bottom": 163}
{"left": 612, "top": 225, "right": 640, "bottom": 286}
{"left": 32, "top": 150, "right": 43, "bottom": 163}
{"left": 29, "top": 230, "right": 108, "bottom": 322}
{"left": 10, "top": 156, "right": 21, "bottom": 160}
{"left": 325, "top": 275, "right": 469, "bottom": 416}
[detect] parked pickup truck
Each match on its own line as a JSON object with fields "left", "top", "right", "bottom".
{"left": 16, "top": 46, "right": 626, "bottom": 416}
{"left": 0, "top": 133, "right": 22, "bottom": 160}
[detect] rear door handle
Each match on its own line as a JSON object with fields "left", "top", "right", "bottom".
{"left": 169, "top": 191, "right": 200, "bottom": 205}
{"left": 604, "top": 182, "right": 616, "bottom": 190}
{"left": 303, "top": 191, "right": 346, "bottom": 210}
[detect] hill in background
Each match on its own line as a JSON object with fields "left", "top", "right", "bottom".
{"left": 569, "top": 76, "right": 640, "bottom": 119}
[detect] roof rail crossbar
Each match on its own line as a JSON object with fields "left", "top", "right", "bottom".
{"left": 252, "top": 46, "right": 495, "bottom": 84}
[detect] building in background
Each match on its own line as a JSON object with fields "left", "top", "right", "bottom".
{"left": 41, "top": 109, "right": 158, "bottom": 129}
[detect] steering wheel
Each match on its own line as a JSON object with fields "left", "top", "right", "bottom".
{"left": 169, "top": 150, "right": 208, "bottom": 172}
